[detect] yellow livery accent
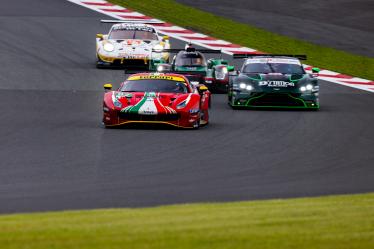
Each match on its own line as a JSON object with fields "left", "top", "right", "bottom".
{"left": 105, "top": 121, "right": 193, "bottom": 129}
{"left": 97, "top": 53, "right": 116, "bottom": 63}
{"left": 128, "top": 75, "right": 186, "bottom": 82}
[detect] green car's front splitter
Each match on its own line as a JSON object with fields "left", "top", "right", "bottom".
{"left": 230, "top": 104, "right": 320, "bottom": 110}
{"left": 229, "top": 93, "right": 319, "bottom": 110}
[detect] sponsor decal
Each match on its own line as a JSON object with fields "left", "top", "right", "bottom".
{"left": 120, "top": 54, "right": 148, "bottom": 59}
{"left": 259, "top": 81, "right": 295, "bottom": 87}
{"left": 128, "top": 75, "right": 186, "bottom": 82}
{"left": 112, "top": 25, "right": 154, "bottom": 32}
{"left": 125, "top": 40, "right": 143, "bottom": 46}
{"left": 184, "top": 67, "right": 197, "bottom": 70}
{"left": 114, "top": 92, "right": 132, "bottom": 98}
{"left": 121, "top": 92, "right": 177, "bottom": 115}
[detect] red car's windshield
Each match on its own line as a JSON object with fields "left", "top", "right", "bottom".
{"left": 120, "top": 79, "right": 189, "bottom": 93}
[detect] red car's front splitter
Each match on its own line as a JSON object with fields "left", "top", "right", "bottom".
{"left": 103, "top": 112, "right": 202, "bottom": 129}
{"left": 104, "top": 120, "right": 197, "bottom": 129}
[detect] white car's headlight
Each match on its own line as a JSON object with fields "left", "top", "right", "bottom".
{"left": 103, "top": 42, "right": 114, "bottom": 52}
{"left": 153, "top": 44, "right": 163, "bottom": 52}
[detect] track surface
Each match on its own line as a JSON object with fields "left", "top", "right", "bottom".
{"left": 177, "top": 0, "right": 374, "bottom": 57}
{"left": 0, "top": 0, "right": 374, "bottom": 214}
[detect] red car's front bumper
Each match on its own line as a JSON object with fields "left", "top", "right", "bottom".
{"left": 103, "top": 109, "right": 202, "bottom": 129}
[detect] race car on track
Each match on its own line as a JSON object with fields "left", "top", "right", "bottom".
{"left": 102, "top": 73, "right": 211, "bottom": 129}
{"left": 228, "top": 54, "right": 320, "bottom": 109}
{"left": 96, "top": 20, "right": 170, "bottom": 69}
{"left": 153, "top": 44, "right": 235, "bottom": 92}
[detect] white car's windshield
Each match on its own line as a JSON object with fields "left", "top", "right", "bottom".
{"left": 109, "top": 27, "right": 158, "bottom": 40}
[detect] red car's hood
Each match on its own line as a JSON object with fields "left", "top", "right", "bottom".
{"left": 109, "top": 92, "right": 195, "bottom": 115}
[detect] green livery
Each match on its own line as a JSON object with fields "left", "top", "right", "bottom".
{"left": 228, "top": 54, "right": 320, "bottom": 109}
{"left": 153, "top": 45, "right": 235, "bottom": 92}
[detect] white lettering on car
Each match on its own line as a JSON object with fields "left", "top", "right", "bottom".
{"left": 258, "top": 81, "right": 295, "bottom": 87}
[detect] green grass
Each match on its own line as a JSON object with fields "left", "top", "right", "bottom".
{"left": 108, "top": 0, "right": 374, "bottom": 80}
{"left": 1, "top": 193, "right": 374, "bottom": 249}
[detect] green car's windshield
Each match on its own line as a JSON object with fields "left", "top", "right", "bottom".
{"left": 175, "top": 52, "right": 207, "bottom": 67}
{"left": 243, "top": 63, "right": 305, "bottom": 74}
{"left": 120, "top": 79, "right": 189, "bottom": 93}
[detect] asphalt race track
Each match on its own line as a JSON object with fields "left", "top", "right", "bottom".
{"left": 0, "top": 0, "right": 373, "bottom": 214}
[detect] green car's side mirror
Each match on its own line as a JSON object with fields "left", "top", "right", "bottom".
{"left": 312, "top": 67, "right": 320, "bottom": 73}
{"left": 104, "top": 83, "right": 113, "bottom": 91}
{"left": 227, "top": 65, "right": 235, "bottom": 72}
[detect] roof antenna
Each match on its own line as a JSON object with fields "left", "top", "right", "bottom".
{"left": 185, "top": 42, "right": 193, "bottom": 50}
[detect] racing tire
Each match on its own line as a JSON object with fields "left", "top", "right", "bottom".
{"left": 192, "top": 119, "right": 200, "bottom": 130}
{"left": 96, "top": 56, "right": 111, "bottom": 69}
{"left": 228, "top": 97, "right": 240, "bottom": 109}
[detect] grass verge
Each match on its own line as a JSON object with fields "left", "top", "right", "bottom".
{"left": 1, "top": 193, "right": 374, "bottom": 249}
{"left": 108, "top": 0, "right": 373, "bottom": 80}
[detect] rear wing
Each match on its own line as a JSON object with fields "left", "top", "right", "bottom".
{"left": 233, "top": 54, "right": 307, "bottom": 60}
{"left": 122, "top": 69, "right": 206, "bottom": 77}
{"left": 100, "top": 19, "right": 164, "bottom": 24}
{"left": 152, "top": 48, "right": 222, "bottom": 54}
{"left": 169, "top": 71, "right": 207, "bottom": 76}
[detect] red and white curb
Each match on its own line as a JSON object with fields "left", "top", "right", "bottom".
{"left": 67, "top": 0, "right": 374, "bottom": 93}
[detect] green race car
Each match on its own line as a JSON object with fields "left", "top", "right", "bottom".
{"left": 228, "top": 54, "right": 320, "bottom": 109}
{"left": 154, "top": 44, "right": 235, "bottom": 92}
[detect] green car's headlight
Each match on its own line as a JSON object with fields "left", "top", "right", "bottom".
{"left": 239, "top": 83, "right": 253, "bottom": 91}
{"left": 246, "top": 85, "right": 253, "bottom": 91}
{"left": 300, "top": 84, "right": 313, "bottom": 92}
{"left": 157, "top": 65, "right": 164, "bottom": 72}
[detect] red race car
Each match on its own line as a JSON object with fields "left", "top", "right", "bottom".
{"left": 102, "top": 73, "right": 211, "bottom": 129}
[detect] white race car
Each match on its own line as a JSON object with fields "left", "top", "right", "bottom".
{"left": 96, "top": 20, "right": 170, "bottom": 69}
